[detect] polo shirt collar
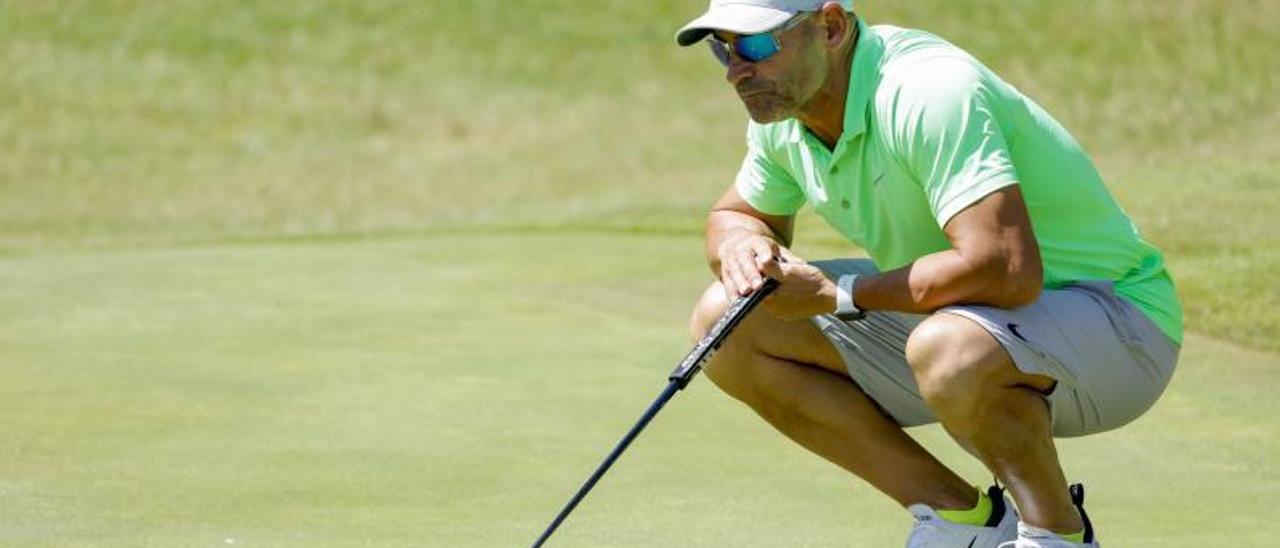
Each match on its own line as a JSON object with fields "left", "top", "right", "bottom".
{"left": 788, "top": 20, "right": 883, "bottom": 146}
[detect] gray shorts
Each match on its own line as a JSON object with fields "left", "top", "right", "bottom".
{"left": 811, "top": 259, "right": 1180, "bottom": 438}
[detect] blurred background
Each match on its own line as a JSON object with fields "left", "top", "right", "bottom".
{"left": 2, "top": 1, "right": 1277, "bottom": 546}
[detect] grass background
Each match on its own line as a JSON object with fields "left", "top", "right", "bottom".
{"left": 1, "top": 0, "right": 1277, "bottom": 546}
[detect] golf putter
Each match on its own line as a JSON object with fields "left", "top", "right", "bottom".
{"left": 531, "top": 277, "right": 780, "bottom": 547}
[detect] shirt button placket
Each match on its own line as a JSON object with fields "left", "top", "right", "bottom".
{"left": 830, "top": 164, "right": 848, "bottom": 208}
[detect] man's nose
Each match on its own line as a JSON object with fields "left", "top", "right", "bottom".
{"left": 725, "top": 55, "right": 754, "bottom": 86}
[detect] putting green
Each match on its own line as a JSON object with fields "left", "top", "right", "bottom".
{"left": 1, "top": 233, "right": 1275, "bottom": 546}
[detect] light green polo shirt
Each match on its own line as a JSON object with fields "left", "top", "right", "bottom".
{"left": 735, "top": 22, "right": 1183, "bottom": 343}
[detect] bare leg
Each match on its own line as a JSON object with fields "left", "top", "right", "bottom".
{"left": 690, "top": 283, "right": 976, "bottom": 511}
{"left": 905, "top": 313, "right": 1084, "bottom": 534}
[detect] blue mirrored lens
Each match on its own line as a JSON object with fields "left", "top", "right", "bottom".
{"left": 736, "top": 33, "right": 779, "bottom": 62}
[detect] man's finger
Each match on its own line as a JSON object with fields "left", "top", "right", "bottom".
{"left": 722, "top": 265, "right": 743, "bottom": 297}
{"left": 750, "top": 239, "right": 776, "bottom": 269}
{"left": 731, "top": 255, "right": 759, "bottom": 295}
{"left": 778, "top": 247, "right": 803, "bottom": 264}
{"left": 759, "top": 256, "right": 785, "bottom": 281}
{"left": 721, "top": 275, "right": 737, "bottom": 301}
{"left": 734, "top": 252, "right": 764, "bottom": 291}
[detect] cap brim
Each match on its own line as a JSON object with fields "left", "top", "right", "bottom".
{"left": 675, "top": 5, "right": 795, "bottom": 46}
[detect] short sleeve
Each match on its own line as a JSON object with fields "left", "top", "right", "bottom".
{"left": 880, "top": 59, "right": 1019, "bottom": 227}
{"left": 733, "top": 124, "right": 806, "bottom": 216}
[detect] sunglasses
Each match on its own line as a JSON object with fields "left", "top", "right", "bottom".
{"left": 706, "top": 12, "right": 814, "bottom": 67}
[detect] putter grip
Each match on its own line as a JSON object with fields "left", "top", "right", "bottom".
{"left": 668, "top": 278, "right": 779, "bottom": 388}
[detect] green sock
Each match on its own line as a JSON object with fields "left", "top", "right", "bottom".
{"left": 936, "top": 488, "right": 992, "bottom": 526}
{"left": 1061, "top": 530, "right": 1086, "bottom": 543}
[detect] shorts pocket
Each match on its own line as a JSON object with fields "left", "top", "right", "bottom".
{"left": 1067, "top": 281, "right": 1143, "bottom": 345}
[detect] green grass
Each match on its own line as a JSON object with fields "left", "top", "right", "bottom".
{"left": 1, "top": 0, "right": 1278, "bottom": 545}
{"left": 1, "top": 234, "right": 1277, "bottom": 546}
{"left": 2, "top": 0, "right": 1276, "bottom": 350}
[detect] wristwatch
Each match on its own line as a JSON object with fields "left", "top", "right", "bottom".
{"left": 834, "top": 274, "right": 865, "bottom": 321}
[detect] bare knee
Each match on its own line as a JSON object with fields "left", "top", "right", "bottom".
{"left": 905, "top": 314, "right": 1011, "bottom": 411}
{"left": 688, "top": 281, "right": 848, "bottom": 415}
{"left": 689, "top": 282, "right": 731, "bottom": 342}
{"left": 688, "top": 282, "right": 785, "bottom": 405}
{"left": 690, "top": 283, "right": 760, "bottom": 395}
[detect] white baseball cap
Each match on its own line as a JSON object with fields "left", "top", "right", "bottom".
{"left": 675, "top": 0, "right": 854, "bottom": 46}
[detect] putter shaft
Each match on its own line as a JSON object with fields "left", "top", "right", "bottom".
{"left": 531, "top": 279, "right": 778, "bottom": 547}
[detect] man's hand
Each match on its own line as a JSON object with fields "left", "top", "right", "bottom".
{"left": 758, "top": 257, "right": 839, "bottom": 321}
{"left": 716, "top": 233, "right": 799, "bottom": 298}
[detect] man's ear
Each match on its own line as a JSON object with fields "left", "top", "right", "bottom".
{"left": 818, "top": 3, "right": 851, "bottom": 48}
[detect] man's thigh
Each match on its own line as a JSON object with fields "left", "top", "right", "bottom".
{"left": 692, "top": 281, "right": 850, "bottom": 379}
{"left": 810, "top": 259, "right": 1181, "bottom": 437}
{"left": 810, "top": 259, "right": 938, "bottom": 427}
{"left": 941, "top": 280, "right": 1180, "bottom": 437}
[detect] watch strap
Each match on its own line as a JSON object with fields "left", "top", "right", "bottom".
{"left": 835, "top": 274, "right": 864, "bottom": 320}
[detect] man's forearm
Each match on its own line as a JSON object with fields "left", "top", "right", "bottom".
{"left": 854, "top": 248, "right": 1042, "bottom": 314}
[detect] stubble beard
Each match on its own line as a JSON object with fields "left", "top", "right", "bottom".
{"left": 738, "top": 83, "right": 802, "bottom": 123}
{"left": 737, "top": 53, "right": 820, "bottom": 124}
